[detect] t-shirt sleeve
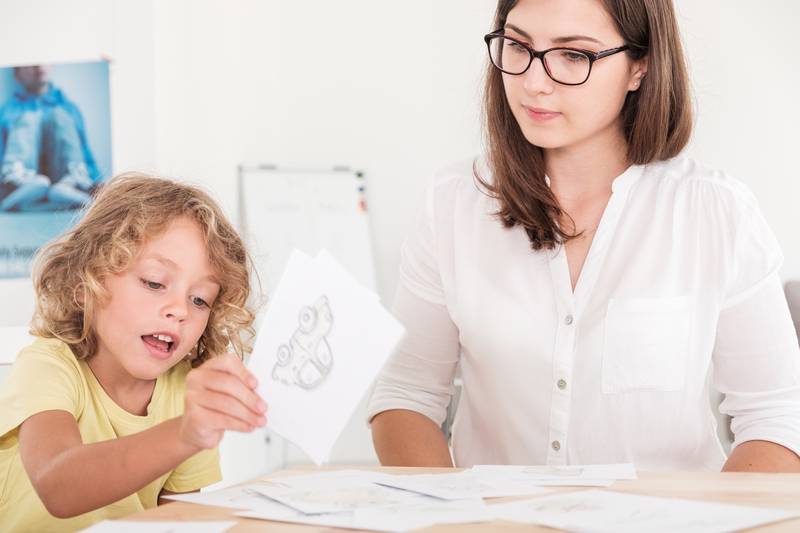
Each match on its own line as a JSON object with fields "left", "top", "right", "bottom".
{"left": 0, "top": 341, "right": 83, "bottom": 439}
{"left": 162, "top": 447, "right": 222, "bottom": 492}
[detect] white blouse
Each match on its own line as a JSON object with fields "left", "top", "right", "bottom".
{"left": 367, "top": 156, "right": 800, "bottom": 471}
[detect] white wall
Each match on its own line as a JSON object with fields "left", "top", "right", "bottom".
{"left": 151, "top": 0, "right": 494, "bottom": 300}
{"left": 0, "top": 0, "right": 158, "bottom": 326}
{"left": 677, "top": 1, "right": 800, "bottom": 279}
{"left": 1, "top": 0, "right": 799, "bottom": 484}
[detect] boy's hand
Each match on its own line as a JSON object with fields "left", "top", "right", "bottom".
{"left": 180, "top": 352, "right": 268, "bottom": 450}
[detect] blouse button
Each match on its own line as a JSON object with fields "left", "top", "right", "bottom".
{"left": 564, "top": 314, "right": 574, "bottom": 325}
{"left": 557, "top": 379, "right": 567, "bottom": 390}
{"left": 552, "top": 440, "right": 561, "bottom": 451}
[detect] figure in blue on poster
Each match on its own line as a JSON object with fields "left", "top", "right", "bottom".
{"left": 0, "top": 65, "right": 100, "bottom": 212}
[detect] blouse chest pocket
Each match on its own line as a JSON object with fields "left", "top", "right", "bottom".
{"left": 601, "top": 295, "right": 693, "bottom": 394}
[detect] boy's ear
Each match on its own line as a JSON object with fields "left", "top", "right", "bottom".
{"left": 73, "top": 283, "right": 86, "bottom": 307}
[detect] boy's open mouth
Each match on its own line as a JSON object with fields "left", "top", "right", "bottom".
{"left": 141, "top": 333, "right": 177, "bottom": 354}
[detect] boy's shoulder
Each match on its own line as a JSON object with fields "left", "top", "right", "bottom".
{"left": 0, "top": 337, "right": 87, "bottom": 438}
{"left": 16, "top": 336, "right": 83, "bottom": 375}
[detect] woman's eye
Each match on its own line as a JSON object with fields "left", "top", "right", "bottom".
{"left": 142, "top": 279, "right": 164, "bottom": 290}
{"left": 505, "top": 41, "right": 527, "bottom": 53}
{"left": 565, "top": 51, "right": 588, "bottom": 62}
{"left": 191, "top": 296, "right": 209, "bottom": 308}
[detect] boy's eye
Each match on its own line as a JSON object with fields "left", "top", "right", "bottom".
{"left": 191, "top": 296, "right": 209, "bottom": 308}
{"left": 142, "top": 279, "right": 164, "bottom": 290}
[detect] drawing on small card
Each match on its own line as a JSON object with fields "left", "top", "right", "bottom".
{"left": 272, "top": 295, "right": 335, "bottom": 390}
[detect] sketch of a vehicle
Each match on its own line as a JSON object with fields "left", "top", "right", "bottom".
{"left": 272, "top": 295, "right": 334, "bottom": 390}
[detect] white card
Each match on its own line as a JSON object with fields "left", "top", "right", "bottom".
{"left": 491, "top": 489, "right": 800, "bottom": 533}
{"left": 354, "top": 498, "right": 495, "bottom": 528}
{"left": 237, "top": 497, "right": 493, "bottom": 532}
{"left": 80, "top": 521, "right": 236, "bottom": 533}
{"left": 248, "top": 249, "right": 404, "bottom": 464}
{"left": 469, "top": 463, "right": 635, "bottom": 487}
{"left": 472, "top": 463, "right": 637, "bottom": 481}
{"left": 251, "top": 480, "right": 431, "bottom": 515}
{"left": 163, "top": 481, "right": 291, "bottom": 510}
{"left": 374, "top": 470, "right": 553, "bottom": 500}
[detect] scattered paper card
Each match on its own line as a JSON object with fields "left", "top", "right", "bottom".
{"left": 471, "top": 463, "right": 636, "bottom": 486}
{"left": 251, "top": 479, "right": 430, "bottom": 515}
{"left": 374, "top": 470, "right": 553, "bottom": 500}
{"left": 163, "top": 481, "right": 291, "bottom": 510}
{"left": 248, "top": 249, "right": 404, "bottom": 464}
{"left": 490, "top": 489, "right": 800, "bottom": 533}
{"left": 353, "top": 498, "right": 495, "bottom": 529}
{"left": 237, "top": 498, "right": 493, "bottom": 532}
{"left": 80, "top": 521, "right": 236, "bottom": 533}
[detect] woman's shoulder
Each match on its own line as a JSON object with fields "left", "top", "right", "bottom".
{"left": 427, "top": 156, "right": 495, "bottom": 209}
{"left": 644, "top": 155, "right": 758, "bottom": 208}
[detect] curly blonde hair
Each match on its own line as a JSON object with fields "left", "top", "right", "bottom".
{"left": 30, "top": 172, "right": 256, "bottom": 366}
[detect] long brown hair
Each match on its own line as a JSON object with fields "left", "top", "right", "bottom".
{"left": 31, "top": 173, "right": 256, "bottom": 366}
{"left": 479, "top": 0, "right": 693, "bottom": 250}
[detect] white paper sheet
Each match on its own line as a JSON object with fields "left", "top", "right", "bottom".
{"left": 163, "top": 481, "right": 291, "bottom": 510}
{"left": 80, "top": 521, "right": 236, "bottom": 533}
{"left": 470, "top": 463, "right": 636, "bottom": 486}
{"left": 354, "top": 498, "right": 495, "bottom": 528}
{"left": 266, "top": 469, "right": 393, "bottom": 489}
{"left": 237, "top": 498, "right": 494, "bottom": 532}
{"left": 251, "top": 480, "right": 432, "bottom": 515}
{"left": 490, "top": 489, "right": 800, "bottom": 533}
{"left": 248, "top": 249, "right": 404, "bottom": 464}
{"left": 374, "top": 470, "right": 554, "bottom": 500}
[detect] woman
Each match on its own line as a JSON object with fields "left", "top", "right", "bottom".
{"left": 367, "top": 0, "right": 800, "bottom": 471}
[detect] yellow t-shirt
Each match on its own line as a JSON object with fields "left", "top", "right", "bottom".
{"left": 0, "top": 337, "right": 221, "bottom": 533}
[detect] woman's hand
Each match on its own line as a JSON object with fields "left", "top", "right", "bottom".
{"left": 180, "top": 352, "right": 268, "bottom": 450}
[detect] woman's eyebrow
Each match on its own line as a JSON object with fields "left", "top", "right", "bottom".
{"left": 504, "top": 24, "right": 604, "bottom": 46}
{"left": 552, "top": 34, "right": 604, "bottom": 46}
{"left": 504, "top": 23, "right": 532, "bottom": 40}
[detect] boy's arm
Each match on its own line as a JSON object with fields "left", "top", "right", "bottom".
{"left": 18, "top": 353, "right": 266, "bottom": 518}
{"left": 19, "top": 412, "right": 200, "bottom": 517}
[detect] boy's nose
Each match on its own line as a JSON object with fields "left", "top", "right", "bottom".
{"left": 164, "top": 299, "right": 188, "bottom": 321}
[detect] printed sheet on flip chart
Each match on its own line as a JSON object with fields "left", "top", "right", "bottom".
{"left": 239, "top": 166, "right": 376, "bottom": 292}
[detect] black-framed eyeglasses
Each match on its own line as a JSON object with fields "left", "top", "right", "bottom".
{"left": 484, "top": 30, "right": 630, "bottom": 86}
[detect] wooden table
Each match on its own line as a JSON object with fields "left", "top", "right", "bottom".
{"left": 126, "top": 467, "right": 800, "bottom": 532}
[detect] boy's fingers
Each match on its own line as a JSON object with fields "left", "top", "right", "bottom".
{"left": 203, "top": 370, "right": 268, "bottom": 415}
{"left": 196, "top": 390, "right": 266, "bottom": 428}
{"left": 206, "top": 352, "right": 258, "bottom": 389}
{"left": 203, "top": 410, "right": 257, "bottom": 433}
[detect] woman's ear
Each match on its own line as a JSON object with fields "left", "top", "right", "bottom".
{"left": 628, "top": 56, "right": 648, "bottom": 91}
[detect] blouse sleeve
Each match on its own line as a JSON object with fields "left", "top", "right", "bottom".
{"left": 713, "top": 193, "right": 800, "bottom": 456}
{"left": 367, "top": 180, "right": 461, "bottom": 427}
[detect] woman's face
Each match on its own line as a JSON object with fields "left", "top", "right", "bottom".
{"left": 502, "top": 0, "right": 646, "bottom": 153}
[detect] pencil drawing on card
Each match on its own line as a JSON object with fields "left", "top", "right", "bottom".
{"left": 272, "top": 295, "right": 334, "bottom": 390}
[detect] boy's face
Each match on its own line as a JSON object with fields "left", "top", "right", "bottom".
{"left": 92, "top": 216, "right": 221, "bottom": 381}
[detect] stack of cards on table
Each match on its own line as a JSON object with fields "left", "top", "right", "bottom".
{"left": 247, "top": 249, "right": 404, "bottom": 464}
{"left": 155, "top": 465, "right": 800, "bottom": 533}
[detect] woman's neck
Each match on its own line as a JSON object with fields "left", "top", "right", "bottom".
{"left": 544, "top": 121, "right": 630, "bottom": 203}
